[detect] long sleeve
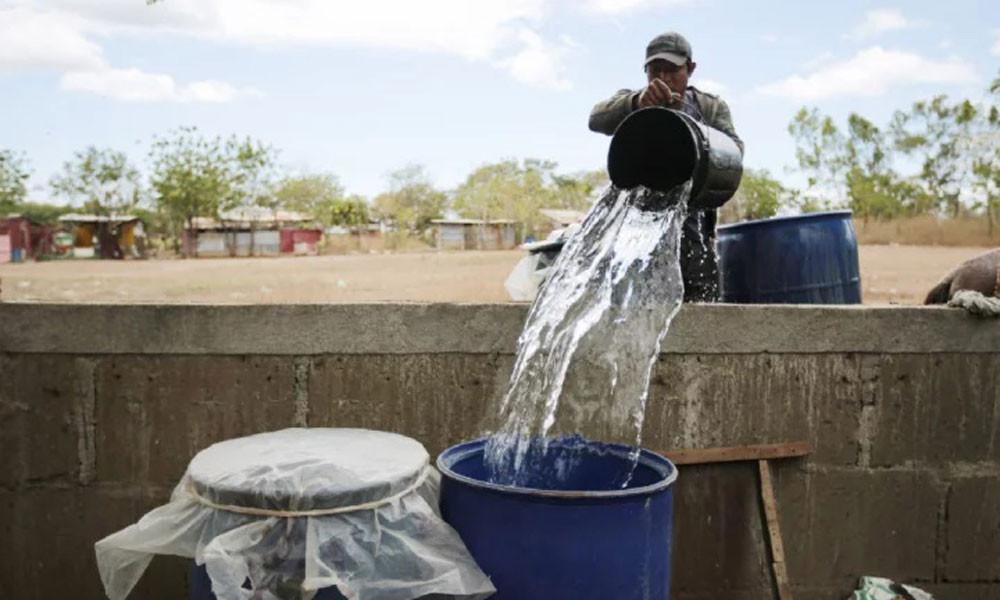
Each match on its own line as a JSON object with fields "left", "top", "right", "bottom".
{"left": 588, "top": 89, "right": 640, "bottom": 136}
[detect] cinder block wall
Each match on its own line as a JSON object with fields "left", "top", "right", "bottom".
{"left": 1, "top": 303, "right": 998, "bottom": 600}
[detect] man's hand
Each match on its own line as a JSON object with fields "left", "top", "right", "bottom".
{"left": 637, "top": 79, "right": 679, "bottom": 109}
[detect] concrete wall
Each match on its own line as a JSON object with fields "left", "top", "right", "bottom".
{"left": 1, "top": 303, "right": 998, "bottom": 600}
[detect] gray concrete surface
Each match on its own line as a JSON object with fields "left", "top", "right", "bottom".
{"left": 1, "top": 302, "right": 998, "bottom": 599}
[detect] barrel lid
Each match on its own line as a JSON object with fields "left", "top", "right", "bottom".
{"left": 718, "top": 210, "right": 853, "bottom": 233}
{"left": 188, "top": 428, "right": 428, "bottom": 512}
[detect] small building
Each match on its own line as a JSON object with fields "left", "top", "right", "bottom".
{"left": 279, "top": 229, "right": 323, "bottom": 255}
{"left": 183, "top": 209, "right": 316, "bottom": 257}
{"left": 57, "top": 214, "right": 143, "bottom": 259}
{"left": 431, "top": 219, "right": 517, "bottom": 251}
{"left": 0, "top": 216, "right": 49, "bottom": 262}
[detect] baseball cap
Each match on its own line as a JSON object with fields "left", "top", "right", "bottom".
{"left": 644, "top": 32, "right": 692, "bottom": 67}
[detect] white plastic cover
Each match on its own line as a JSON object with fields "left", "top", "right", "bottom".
{"left": 95, "top": 428, "right": 495, "bottom": 600}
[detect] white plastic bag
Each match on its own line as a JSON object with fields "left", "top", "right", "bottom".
{"left": 95, "top": 429, "right": 495, "bottom": 600}
{"left": 849, "top": 576, "right": 933, "bottom": 600}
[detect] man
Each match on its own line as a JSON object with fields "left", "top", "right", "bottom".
{"left": 589, "top": 32, "right": 743, "bottom": 302}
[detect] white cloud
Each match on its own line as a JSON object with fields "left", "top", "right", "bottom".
{"left": 848, "top": 9, "right": 913, "bottom": 40}
{"left": 26, "top": 0, "right": 548, "bottom": 60}
{"left": 758, "top": 47, "right": 978, "bottom": 101}
{"left": 60, "top": 67, "right": 260, "bottom": 103}
{"left": 584, "top": 0, "right": 690, "bottom": 15}
{"left": 992, "top": 30, "right": 1000, "bottom": 56}
{"left": 495, "top": 29, "right": 573, "bottom": 91}
{"left": 758, "top": 33, "right": 779, "bottom": 44}
{"left": 0, "top": 7, "right": 105, "bottom": 70}
{"left": 801, "top": 51, "right": 835, "bottom": 70}
{"left": 8, "top": 1, "right": 572, "bottom": 92}
{"left": 694, "top": 78, "right": 727, "bottom": 95}
{"left": 938, "top": 38, "right": 953, "bottom": 50}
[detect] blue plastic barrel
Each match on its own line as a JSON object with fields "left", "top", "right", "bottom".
{"left": 717, "top": 210, "right": 862, "bottom": 304}
{"left": 438, "top": 438, "right": 678, "bottom": 600}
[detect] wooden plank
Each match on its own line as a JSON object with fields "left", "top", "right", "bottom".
{"left": 758, "top": 459, "right": 793, "bottom": 600}
{"left": 658, "top": 441, "right": 811, "bottom": 466}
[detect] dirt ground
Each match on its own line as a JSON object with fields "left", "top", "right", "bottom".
{"left": 0, "top": 245, "right": 992, "bottom": 305}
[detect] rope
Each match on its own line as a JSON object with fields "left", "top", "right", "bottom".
{"left": 186, "top": 465, "right": 430, "bottom": 518}
{"left": 948, "top": 290, "right": 1000, "bottom": 318}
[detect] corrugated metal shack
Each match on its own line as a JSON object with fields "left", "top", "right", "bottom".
{"left": 431, "top": 219, "right": 517, "bottom": 250}
{"left": 183, "top": 209, "right": 315, "bottom": 257}
{"left": 279, "top": 229, "right": 324, "bottom": 255}
{"left": 57, "top": 214, "right": 142, "bottom": 259}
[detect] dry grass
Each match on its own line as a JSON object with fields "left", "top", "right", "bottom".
{"left": 853, "top": 215, "right": 1000, "bottom": 247}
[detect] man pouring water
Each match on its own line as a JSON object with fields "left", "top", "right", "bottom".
{"left": 589, "top": 32, "right": 744, "bottom": 302}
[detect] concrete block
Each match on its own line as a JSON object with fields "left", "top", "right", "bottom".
{"left": 308, "top": 354, "right": 506, "bottom": 457}
{"left": 671, "top": 462, "right": 771, "bottom": 596}
{"left": 0, "top": 485, "right": 179, "bottom": 600}
{"left": 786, "top": 587, "right": 854, "bottom": 600}
{"left": 0, "top": 355, "right": 86, "bottom": 487}
{"left": 780, "top": 469, "right": 940, "bottom": 585}
{"left": 95, "top": 357, "right": 298, "bottom": 487}
{"left": 945, "top": 478, "right": 1000, "bottom": 581}
{"left": 870, "top": 354, "right": 1000, "bottom": 466}
{"left": 920, "top": 583, "right": 1000, "bottom": 600}
{"left": 645, "top": 354, "right": 861, "bottom": 465}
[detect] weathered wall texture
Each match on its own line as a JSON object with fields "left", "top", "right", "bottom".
{"left": 1, "top": 303, "right": 998, "bottom": 600}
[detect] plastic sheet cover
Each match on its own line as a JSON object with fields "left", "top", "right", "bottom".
{"left": 95, "top": 428, "right": 495, "bottom": 600}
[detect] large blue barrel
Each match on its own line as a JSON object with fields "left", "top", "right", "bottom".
{"left": 438, "top": 438, "right": 677, "bottom": 599}
{"left": 717, "top": 210, "right": 862, "bottom": 304}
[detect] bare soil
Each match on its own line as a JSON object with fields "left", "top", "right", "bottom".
{"left": 0, "top": 245, "right": 992, "bottom": 305}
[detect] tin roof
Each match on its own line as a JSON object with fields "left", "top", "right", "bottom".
{"left": 58, "top": 213, "right": 141, "bottom": 224}
{"left": 430, "top": 219, "right": 517, "bottom": 225}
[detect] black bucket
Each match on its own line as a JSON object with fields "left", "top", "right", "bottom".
{"left": 608, "top": 107, "right": 743, "bottom": 210}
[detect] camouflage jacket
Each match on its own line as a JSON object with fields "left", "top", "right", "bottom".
{"left": 588, "top": 86, "right": 743, "bottom": 302}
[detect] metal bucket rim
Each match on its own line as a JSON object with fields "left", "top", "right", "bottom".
{"left": 436, "top": 438, "right": 678, "bottom": 499}
{"left": 718, "top": 210, "right": 853, "bottom": 233}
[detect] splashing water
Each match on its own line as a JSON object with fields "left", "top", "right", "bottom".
{"left": 485, "top": 182, "right": 691, "bottom": 487}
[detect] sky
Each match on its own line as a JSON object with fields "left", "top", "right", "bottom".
{"left": 1, "top": 0, "right": 998, "bottom": 204}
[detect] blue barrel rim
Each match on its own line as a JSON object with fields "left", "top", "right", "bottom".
{"left": 437, "top": 438, "right": 678, "bottom": 499}
{"left": 718, "top": 210, "right": 853, "bottom": 232}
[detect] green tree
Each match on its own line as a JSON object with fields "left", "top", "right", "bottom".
{"left": 971, "top": 76, "right": 1000, "bottom": 232}
{"left": 452, "top": 159, "right": 604, "bottom": 242}
{"left": 842, "top": 114, "right": 924, "bottom": 220}
{"left": 551, "top": 169, "right": 608, "bottom": 211}
{"left": 788, "top": 108, "right": 848, "bottom": 207}
{"left": 0, "top": 149, "right": 31, "bottom": 213}
{"left": 276, "top": 173, "right": 346, "bottom": 228}
{"left": 452, "top": 159, "right": 530, "bottom": 234}
{"left": 890, "top": 95, "right": 980, "bottom": 217}
{"left": 373, "top": 164, "right": 446, "bottom": 237}
{"left": 220, "top": 137, "right": 281, "bottom": 256}
{"left": 11, "top": 202, "right": 73, "bottom": 225}
{"left": 720, "top": 169, "right": 792, "bottom": 223}
{"left": 148, "top": 127, "right": 231, "bottom": 257}
{"left": 50, "top": 147, "right": 143, "bottom": 216}
{"left": 330, "top": 195, "right": 370, "bottom": 230}
{"left": 789, "top": 109, "right": 919, "bottom": 220}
